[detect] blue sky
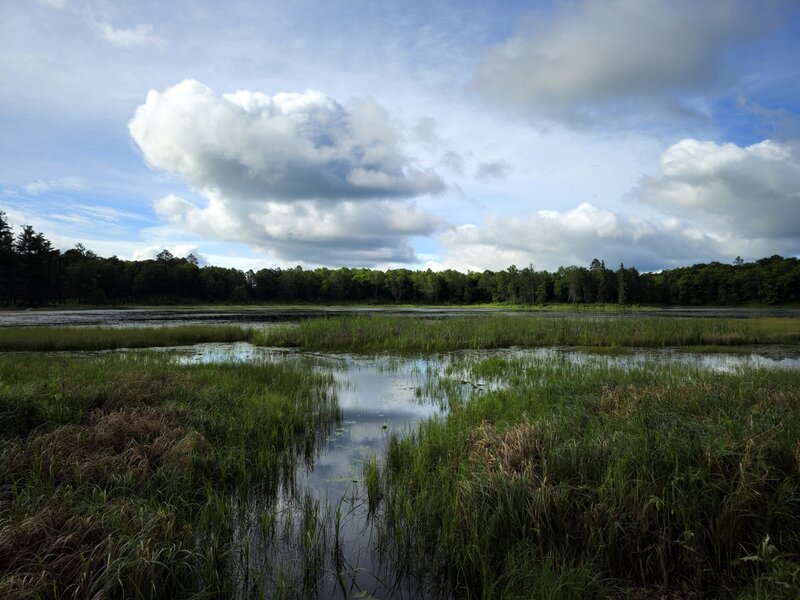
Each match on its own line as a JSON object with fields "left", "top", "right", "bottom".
{"left": 1, "top": 0, "right": 799, "bottom": 272}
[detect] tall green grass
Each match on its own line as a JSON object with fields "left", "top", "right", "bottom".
{"left": 0, "top": 352, "right": 339, "bottom": 598}
{"left": 255, "top": 315, "right": 800, "bottom": 351}
{"left": 0, "top": 324, "right": 251, "bottom": 351}
{"left": 371, "top": 357, "right": 800, "bottom": 598}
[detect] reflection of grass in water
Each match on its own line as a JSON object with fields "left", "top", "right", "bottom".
{"left": 256, "top": 315, "right": 800, "bottom": 352}
{"left": 0, "top": 324, "right": 252, "bottom": 351}
{"left": 0, "top": 352, "right": 340, "bottom": 598}
{"left": 372, "top": 359, "right": 800, "bottom": 598}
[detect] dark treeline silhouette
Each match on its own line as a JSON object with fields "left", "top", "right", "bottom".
{"left": 1, "top": 213, "right": 798, "bottom": 307}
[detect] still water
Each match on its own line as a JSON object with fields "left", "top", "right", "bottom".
{"left": 3, "top": 306, "right": 800, "bottom": 328}
{"left": 5, "top": 308, "right": 800, "bottom": 597}
{"left": 162, "top": 341, "right": 800, "bottom": 597}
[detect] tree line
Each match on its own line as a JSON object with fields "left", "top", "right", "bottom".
{"left": 1, "top": 212, "right": 798, "bottom": 307}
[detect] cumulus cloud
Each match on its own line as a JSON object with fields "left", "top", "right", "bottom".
{"left": 438, "top": 202, "right": 727, "bottom": 272}
{"left": 130, "top": 80, "right": 443, "bottom": 202}
{"left": 439, "top": 135, "right": 800, "bottom": 272}
{"left": 638, "top": 138, "right": 800, "bottom": 239}
{"left": 474, "top": 0, "right": 771, "bottom": 122}
{"left": 155, "top": 194, "right": 441, "bottom": 266}
{"left": 154, "top": 193, "right": 440, "bottom": 266}
{"left": 130, "top": 80, "right": 445, "bottom": 266}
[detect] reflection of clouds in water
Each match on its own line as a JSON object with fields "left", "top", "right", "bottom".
{"left": 26, "top": 334, "right": 800, "bottom": 597}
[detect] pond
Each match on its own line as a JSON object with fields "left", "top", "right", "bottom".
{"left": 4, "top": 310, "right": 800, "bottom": 598}
{"left": 158, "top": 341, "right": 800, "bottom": 597}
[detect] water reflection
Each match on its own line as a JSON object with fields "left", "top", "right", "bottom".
{"left": 166, "top": 342, "right": 800, "bottom": 597}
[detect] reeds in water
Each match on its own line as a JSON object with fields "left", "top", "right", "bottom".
{"left": 371, "top": 358, "right": 800, "bottom": 598}
{"left": 255, "top": 315, "right": 800, "bottom": 352}
{"left": 0, "top": 352, "right": 339, "bottom": 598}
{"left": 0, "top": 324, "right": 251, "bottom": 351}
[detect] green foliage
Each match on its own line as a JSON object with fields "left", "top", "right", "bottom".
{"left": 1, "top": 215, "right": 799, "bottom": 306}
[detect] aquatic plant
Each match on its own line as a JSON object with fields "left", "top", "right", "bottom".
{"left": 0, "top": 352, "right": 339, "bottom": 598}
{"left": 255, "top": 315, "right": 800, "bottom": 352}
{"left": 0, "top": 324, "right": 251, "bottom": 352}
{"left": 371, "top": 358, "right": 800, "bottom": 598}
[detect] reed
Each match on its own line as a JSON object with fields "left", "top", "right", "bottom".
{"left": 0, "top": 324, "right": 251, "bottom": 352}
{"left": 371, "top": 358, "right": 800, "bottom": 598}
{"left": 255, "top": 315, "right": 800, "bottom": 352}
{"left": 0, "top": 352, "right": 339, "bottom": 598}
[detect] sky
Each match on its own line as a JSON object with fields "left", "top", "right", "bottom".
{"left": 1, "top": 0, "right": 799, "bottom": 273}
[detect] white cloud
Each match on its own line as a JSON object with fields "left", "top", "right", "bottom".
{"left": 131, "top": 80, "right": 445, "bottom": 265}
{"left": 133, "top": 244, "right": 206, "bottom": 265}
{"left": 438, "top": 135, "right": 800, "bottom": 272}
{"left": 639, "top": 138, "right": 800, "bottom": 239}
{"left": 96, "top": 21, "right": 163, "bottom": 48}
{"left": 474, "top": 0, "right": 771, "bottom": 122}
{"left": 23, "top": 176, "right": 85, "bottom": 195}
{"left": 130, "top": 80, "right": 443, "bottom": 202}
{"left": 155, "top": 193, "right": 441, "bottom": 266}
{"left": 438, "top": 202, "right": 729, "bottom": 272}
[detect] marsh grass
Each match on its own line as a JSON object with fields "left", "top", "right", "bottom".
{"left": 256, "top": 315, "right": 800, "bottom": 352}
{"left": 0, "top": 324, "right": 251, "bottom": 352}
{"left": 372, "top": 358, "right": 800, "bottom": 598}
{"left": 0, "top": 351, "right": 339, "bottom": 598}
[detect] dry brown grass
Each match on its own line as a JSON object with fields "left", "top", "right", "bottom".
{"left": 3, "top": 406, "right": 209, "bottom": 486}
{"left": 0, "top": 498, "right": 190, "bottom": 600}
{"left": 596, "top": 384, "right": 654, "bottom": 418}
{"left": 0, "top": 506, "right": 108, "bottom": 599}
{"left": 468, "top": 420, "right": 547, "bottom": 478}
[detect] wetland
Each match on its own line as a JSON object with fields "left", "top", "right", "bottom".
{"left": 1, "top": 309, "right": 799, "bottom": 598}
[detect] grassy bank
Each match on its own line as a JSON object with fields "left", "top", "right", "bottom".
{"left": 368, "top": 357, "right": 800, "bottom": 598}
{"left": 256, "top": 315, "right": 800, "bottom": 352}
{"left": 0, "top": 324, "right": 251, "bottom": 352}
{"left": 0, "top": 352, "right": 338, "bottom": 598}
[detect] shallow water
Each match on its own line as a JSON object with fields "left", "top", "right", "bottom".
{"left": 177, "top": 345, "right": 446, "bottom": 597}
{"left": 166, "top": 342, "right": 800, "bottom": 597}
{"left": 7, "top": 329, "right": 799, "bottom": 597}
{"left": 3, "top": 305, "right": 800, "bottom": 328}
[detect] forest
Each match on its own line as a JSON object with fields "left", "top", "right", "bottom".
{"left": 1, "top": 212, "right": 799, "bottom": 307}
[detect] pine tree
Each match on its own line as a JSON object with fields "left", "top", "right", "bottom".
{"left": 617, "top": 262, "right": 627, "bottom": 305}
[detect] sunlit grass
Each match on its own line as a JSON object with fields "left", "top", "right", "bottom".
{"left": 0, "top": 352, "right": 339, "bottom": 598}
{"left": 255, "top": 315, "right": 800, "bottom": 351}
{"left": 0, "top": 324, "right": 251, "bottom": 351}
{"left": 371, "top": 358, "right": 800, "bottom": 598}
